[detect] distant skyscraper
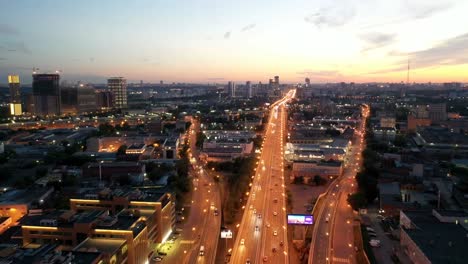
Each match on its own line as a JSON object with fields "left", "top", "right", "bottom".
{"left": 274, "top": 76, "right": 279, "bottom": 84}
{"left": 305, "top": 78, "right": 310, "bottom": 86}
{"left": 108, "top": 77, "right": 127, "bottom": 109}
{"left": 61, "top": 84, "right": 97, "bottom": 115}
{"left": 96, "top": 90, "right": 115, "bottom": 111}
{"left": 246, "top": 81, "right": 252, "bottom": 98}
{"left": 8, "top": 75, "right": 22, "bottom": 116}
{"left": 228, "top": 81, "right": 236, "bottom": 97}
{"left": 32, "top": 73, "right": 61, "bottom": 116}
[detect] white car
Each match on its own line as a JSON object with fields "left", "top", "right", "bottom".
{"left": 273, "top": 230, "right": 278, "bottom": 236}
{"left": 240, "top": 239, "right": 245, "bottom": 245}
{"left": 273, "top": 211, "right": 277, "bottom": 216}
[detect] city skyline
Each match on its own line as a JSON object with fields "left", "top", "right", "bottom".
{"left": 1, "top": 0, "right": 468, "bottom": 84}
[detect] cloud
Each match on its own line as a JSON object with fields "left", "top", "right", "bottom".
{"left": 408, "top": 33, "right": 468, "bottom": 68}
{"left": 0, "top": 24, "right": 19, "bottom": 35}
{"left": 241, "top": 24, "right": 256, "bottom": 32}
{"left": 370, "top": 32, "right": 468, "bottom": 75}
{"left": 224, "top": 31, "right": 231, "bottom": 39}
{"left": 360, "top": 32, "right": 397, "bottom": 52}
{"left": 304, "top": 4, "right": 356, "bottom": 28}
{"left": 3, "top": 42, "right": 31, "bottom": 54}
{"left": 408, "top": 2, "right": 453, "bottom": 20}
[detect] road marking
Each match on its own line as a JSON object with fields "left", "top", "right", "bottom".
{"left": 180, "top": 240, "right": 195, "bottom": 244}
{"left": 332, "top": 256, "right": 350, "bottom": 263}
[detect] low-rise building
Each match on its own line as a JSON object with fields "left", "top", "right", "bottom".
{"left": 291, "top": 160, "right": 343, "bottom": 181}
{"left": 400, "top": 209, "right": 468, "bottom": 264}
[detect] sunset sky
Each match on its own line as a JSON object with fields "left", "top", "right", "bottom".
{"left": 1, "top": 0, "right": 468, "bottom": 84}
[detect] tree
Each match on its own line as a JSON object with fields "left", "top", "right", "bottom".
{"left": 347, "top": 192, "right": 367, "bottom": 211}
{"left": 292, "top": 176, "right": 303, "bottom": 184}
{"left": 313, "top": 175, "right": 325, "bottom": 186}
{"left": 196, "top": 132, "right": 206, "bottom": 148}
{"left": 117, "top": 145, "right": 128, "bottom": 155}
{"left": 98, "top": 123, "right": 115, "bottom": 136}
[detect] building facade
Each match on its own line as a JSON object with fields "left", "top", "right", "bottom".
{"left": 108, "top": 77, "right": 127, "bottom": 109}
{"left": 32, "top": 73, "right": 61, "bottom": 117}
{"left": 8, "top": 75, "right": 22, "bottom": 116}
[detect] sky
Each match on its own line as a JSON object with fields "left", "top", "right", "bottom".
{"left": 1, "top": 0, "right": 468, "bottom": 84}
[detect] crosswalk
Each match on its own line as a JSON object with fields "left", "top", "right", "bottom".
{"left": 333, "top": 256, "right": 350, "bottom": 263}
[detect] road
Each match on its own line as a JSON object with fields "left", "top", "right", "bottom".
{"left": 158, "top": 119, "right": 221, "bottom": 264}
{"left": 309, "top": 104, "right": 369, "bottom": 264}
{"left": 230, "top": 90, "right": 295, "bottom": 264}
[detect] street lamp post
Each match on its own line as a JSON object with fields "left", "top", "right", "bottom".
{"left": 99, "top": 160, "right": 104, "bottom": 183}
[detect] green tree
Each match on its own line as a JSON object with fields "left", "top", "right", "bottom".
{"left": 347, "top": 192, "right": 367, "bottom": 211}
{"left": 117, "top": 145, "right": 128, "bottom": 155}
{"left": 98, "top": 122, "right": 115, "bottom": 136}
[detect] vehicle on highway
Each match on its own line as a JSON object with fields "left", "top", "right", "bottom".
{"left": 199, "top": 245, "right": 205, "bottom": 256}
{"left": 152, "top": 256, "right": 163, "bottom": 262}
{"left": 258, "top": 214, "right": 262, "bottom": 218}
{"left": 246, "top": 259, "right": 251, "bottom": 264}
{"left": 369, "top": 239, "right": 381, "bottom": 247}
{"left": 272, "top": 247, "right": 277, "bottom": 253}
{"left": 210, "top": 202, "right": 215, "bottom": 210}
{"left": 273, "top": 198, "right": 278, "bottom": 203}
{"left": 253, "top": 209, "right": 257, "bottom": 214}
{"left": 273, "top": 230, "right": 277, "bottom": 236}
{"left": 325, "top": 217, "right": 329, "bottom": 223}
{"left": 273, "top": 211, "right": 277, "bottom": 216}
{"left": 266, "top": 223, "right": 271, "bottom": 228}
{"left": 240, "top": 239, "right": 245, "bottom": 245}
{"left": 255, "top": 225, "right": 259, "bottom": 231}
{"left": 366, "top": 227, "right": 375, "bottom": 232}
{"left": 214, "top": 209, "right": 219, "bottom": 216}
{"left": 280, "top": 241, "right": 284, "bottom": 247}
{"left": 263, "top": 256, "right": 269, "bottom": 262}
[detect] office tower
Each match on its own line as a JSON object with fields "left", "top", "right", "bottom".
{"left": 228, "top": 81, "right": 236, "bottom": 97}
{"left": 305, "top": 78, "right": 310, "bottom": 86}
{"left": 274, "top": 76, "right": 279, "bottom": 84}
{"left": 96, "top": 90, "right": 115, "bottom": 111}
{"left": 246, "top": 81, "right": 252, "bottom": 98}
{"left": 61, "top": 84, "right": 97, "bottom": 115}
{"left": 108, "top": 77, "right": 127, "bottom": 109}
{"left": 8, "top": 75, "right": 22, "bottom": 116}
{"left": 32, "top": 73, "right": 61, "bottom": 117}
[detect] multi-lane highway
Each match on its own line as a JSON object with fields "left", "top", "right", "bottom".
{"left": 309, "top": 105, "right": 369, "bottom": 264}
{"left": 159, "top": 119, "right": 221, "bottom": 264}
{"left": 230, "top": 90, "right": 295, "bottom": 264}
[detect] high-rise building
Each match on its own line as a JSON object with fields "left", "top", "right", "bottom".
{"left": 228, "top": 81, "right": 236, "bottom": 97}
{"left": 96, "top": 90, "right": 115, "bottom": 111}
{"left": 246, "top": 81, "right": 252, "bottom": 98}
{"left": 8, "top": 75, "right": 22, "bottom": 116}
{"left": 305, "top": 78, "right": 310, "bottom": 86}
{"left": 108, "top": 77, "right": 127, "bottom": 109}
{"left": 274, "top": 76, "right": 279, "bottom": 84}
{"left": 61, "top": 84, "right": 97, "bottom": 115}
{"left": 32, "top": 73, "right": 61, "bottom": 117}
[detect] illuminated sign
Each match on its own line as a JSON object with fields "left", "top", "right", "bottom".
{"left": 287, "top": 214, "right": 314, "bottom": 225}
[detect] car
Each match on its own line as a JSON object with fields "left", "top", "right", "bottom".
{"left": 273, "top": 230, "right": 278, "bottom": 236}
{"left": 263, "top": 256, "right": 269, "bottom": 262}
{"left": 255, "top": 226, "right": 259, "bottom": 231}
{"left": 280, "top": 241, "right": 284, "bottom": 247}
{"left": 258, "top": 214, "right": 262, "bottom": 218}
{"left": 273, "top": 212, "right": 277, "bottom": 216}
{"left": 266, "top": 223, "right": 271, "bottom": 228}
{"left": 325, "top": 217, "right": 329, "bottom": 223}
{"left": 152, "top": 256, "right": 163, "bottom": 262}
{"left": 272, "top": 247, "right": 277, "bottom": 253}
{"left": 366, "top": 227, "right": 375, "bottom": 232}
{"left": 246, "top": 259, "right": 251, "bottom": 264}
{"left": 253, "top": 209, "right": 257, "bottom": 214}
{"left": 273, "top": 198, "right": 278, "bottom": 203}
{"left": 369, "top": 239, "right": 381, "bottom": 247}
{"left": 240, "top": 239, "right": 245, "bottom": 245}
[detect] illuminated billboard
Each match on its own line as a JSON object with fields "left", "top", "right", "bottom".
{"left": 287, "top": 214, "right": 314, "bottom": 225}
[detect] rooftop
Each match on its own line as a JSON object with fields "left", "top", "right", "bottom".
{"left": 74, "top": 238, "right": 125, "bottom": 254}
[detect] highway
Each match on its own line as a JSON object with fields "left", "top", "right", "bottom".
{"left": 230, "top": 90, "right": 295, "bottom": 264}
{"left": 309, "top": 105, "right": 369, "bottom": 264}
{"left": 158, "top": 119, "right": 221, "bottom": 264}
